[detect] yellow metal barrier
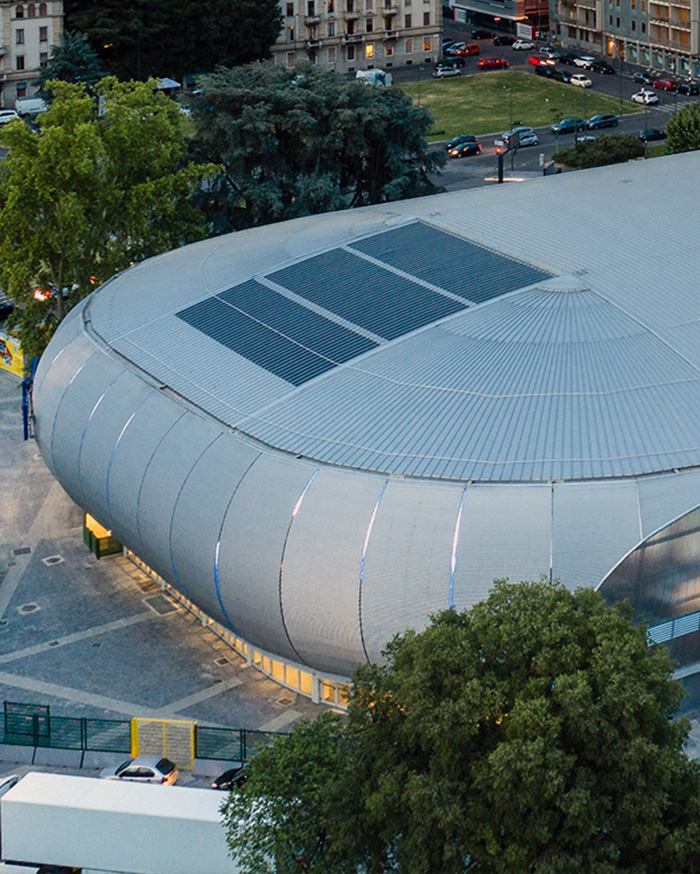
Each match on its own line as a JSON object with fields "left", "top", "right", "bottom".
{"left": 131, "top": 717, "right": 196, "bottom": 770}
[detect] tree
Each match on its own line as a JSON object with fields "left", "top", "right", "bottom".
{"left": 188, "top": 62, "right": 444, "bottom": 234}
{"left": 224, "top": 580, "right": 700, "bottom": 873}
{"left": 36, "top": 31, "right": 106, "bottom": 95}
{"left": 553, "top": 134, "right": 644, "bottom": 169}
{"left": 223, "top": 713, "right": 356, "bottom": 874}
{"left": 0, "top": 78, "right": 216, "bottom": 361}
{"left": 666, "top": 103, "right": 700, "bottom": 153}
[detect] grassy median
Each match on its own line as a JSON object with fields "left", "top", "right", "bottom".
{"left": 399, "top": 71, "right": 639, "bottom": 141}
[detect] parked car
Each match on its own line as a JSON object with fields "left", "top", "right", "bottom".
{"left": 493, "top": 34, "right": 517, "bottom": 45}
{"left": 632, "top": 89, "right": 659, "bottom": 104}
{"left": 453, "top": 42, "right": 480, "bottom": 56}
{"left": 539, "top": 47, "right": 560, "bottom": 59}
{"left": 448, "top": 140, "right": 482, "bottom": 157}
{"left": 211, "top": 766, "right": 248, "bottom": 791}
{"left": 570, "top": 73, "right": 593, "bottom": 87}
{"left": 512, "top": 39, "right": 535, "bottom": 50}
{"left": 586, "top": 113, "right": 618, "bottom": 129}
{"left": 528, "top": 55, "right": 548, "bottom": 66}
{"left": 440, "top": 55, "right": 466, "bottom": 67}
{"left": 557, "top": 51, "right": 579, "bottom": 65}
{"left": 0, "top": 109, "right": 20, "bottom": 126}
{"left": 100, "top": 756, "right": 180, "bottom": 785}
{"left": 632, "top": 70, "right": 656, "bottom": 86}
{"left": 497, "top": 126, "right": 536, "bottom": 146}
{"left": 576, "top": 135, "right": 597, "bottom": 143}
{"left": 471, "top": 28, "right": 495, "bottom": 38}
{"left": 573, "top": 55, "right": 597, "bottom": 68}
{"left": 653, "top": 77, "right": 678, "bottom": 91}
{"left": 478, "top": 57, "right": 509, "bottom": 69}
{"left": 638, "top": 127, "right": 666, "bottom": 141}
{"left": 550, "top": 117, "right": 585, "bottom": 134}
{"left": 535, "top": 63, "right": 555, "bottom": 78}
{"left": 676, "top": 80, "right": 699, "bottom": 94}
{"left": 551, "top": 68, "right": 572, "bottom": 83}
{"left": 589, "top": 60, "right": 615, "bottom": 74}
{"left": 513, "top": 130, "right": 540, "bottom": 147}
{"left": 445, "top": 133, "right": 479, "bottom": 150}
{"left": 433, "top": 65, "right": 461, "bottom": 78}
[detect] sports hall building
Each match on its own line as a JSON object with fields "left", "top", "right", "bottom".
{"left": 33, "top": 152, "right": 700, "bottom": 704}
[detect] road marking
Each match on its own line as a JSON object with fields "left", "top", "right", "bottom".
{"left": 256, "top": 710, "right": 302, "bottom": 733}
{"left": 154, "top": 678, "right": 243, "bottom": 716}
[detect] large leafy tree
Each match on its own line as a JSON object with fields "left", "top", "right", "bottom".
{"left": 0, "top": 78, "right": 216, "bottom": 361}
{"left": 65, "top": 0, "right": 282, "bottom": 82}
{"left": 224, "top": 580, "right": 700, "bottom": 873}
{"left": 666, "top": 103, "right": 700, "bottom": 153}
{"left": 188, "top": 62, "right": 444, "bottom": 234}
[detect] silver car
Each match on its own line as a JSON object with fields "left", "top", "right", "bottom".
{"left": 100, "top": 755, "right": 179, "bottom": 785}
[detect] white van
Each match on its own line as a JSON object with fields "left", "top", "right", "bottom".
{"left": 355, "top": 69, "right": 393, "bottom": 86}
{"left": 14, "top": 97, "right": 47, "bottom": 118}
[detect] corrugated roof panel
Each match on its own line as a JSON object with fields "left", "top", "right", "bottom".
{"left": 269, "top": 248, "right": 465, "bottom": 340}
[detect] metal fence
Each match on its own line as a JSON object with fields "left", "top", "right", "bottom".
{"left": 1, "top": 701, "right": 280, "bottom": 762}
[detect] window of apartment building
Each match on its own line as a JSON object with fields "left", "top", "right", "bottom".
{"left": 609, "top": 14, "right": 612, "bottom": 23}
{"left": 384, "top": 16, "right": 392, "bottom": 28}
{"left": 327, "top": 21, "right": 335, "bottom": 35}
{"left": 39, "top": 2, "right": 47, "bottom": 13}
{"left": 423, "top": 37, "right": 430, "bottom": 50}
{"left": 405, "top": 37, "right": 412, "bottom": 52}
{"left": 16, "top": 55, "right": 25, "bottom": 70}
{"left": 554, "top": 2, "right": 558, "bottom": 11}
{"left": 641, "top": 21, "right": 646, "bottom": 30}
{"left": 39, "top": 25, "right": 47, "bottom": 40}
{"left": 347, "top": 44, "right": 355, "bottom": 59}
{"left": 28, "top": 3, "right": 35, "bottom": 16}
{"left": 327, "top": 0, "right": 334, "bottom": 11}
{"left": 347, "top": 19, "right": 355, "bottom": 32}
{"left": 347, "top": 0, "right": 354, "bottom": 11}
{"left": 385, "top": 43, "right": 393, "bottom": 54}
{"left": 287, "top": 51, "right": 295, "bottom": 64}
{"left": 328, "top": 46, "right": 336, "bottom": 62}
{"left": 307, "top": 1, "right": 315, "bottom": 14}
{"left": 16, "top": 81, "right": 27, "bottom": 98}
{"left": 39, "top": 51, "right": 47, "bottom": 65}
{"left": 287, "top": 25, "right": 295, "bottom": 39}
{"left": 405, "top": 13, "right": 411, "bottom": 26}
{"left": 365, "top": 42, "right": 374, "bottom": 57}
{"left": 16, "top": 29, "right": 24, "bottom": 44}
{"left": 632, "top": 19, "right": 636, "bottom": 28}
{"left": 631, "top": 0, "right": 636, "bottom": 7}
{"left": 366, "top": 17, "right": 373, "bottom": 30}
{"left": 15, "top": 5, "right": 24, "bottom": 18}
{"left": 286, "top": 2, "right": 293, "bottom": 15}
{"left": 641, "top": 1, "right": 646, "bottom": 10}
{"left": 423, "top": 11, "right": 430, "bottom": 24}
{"left": 616, "top": 16, "right": 620, "bottom": 25}
{"left": 366, "top": 0, "right": 373, "bottom": 10}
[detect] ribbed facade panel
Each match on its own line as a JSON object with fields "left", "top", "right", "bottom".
{"left": 636, "top": 470, "right": 700, "bottom": 540}
{"left": 552, "top": 481, "right": 641, "bottom": 590}
{"left": 361, "top": 481, "right": 464, "bottom": 663}
{"left": 216, "top": 455, "right": 317, "bottom": 663}
{"left": 170, "top": 434, "right": 260, "bottom": 626}
{"left": 281, "top": 469, "right": 383, "bottom": 675}
{"left": 136, "top": 412, "right": 221, "bottom": 588}
{"left": 452, "top": 485, "right": 552, "bottom": 610}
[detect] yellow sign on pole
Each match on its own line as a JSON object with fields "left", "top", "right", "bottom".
{"left": 0, "top": 331, "right": 23, "bottom": 378}
{"left": 131, "top": 717, "right": 196, "bottom": 770}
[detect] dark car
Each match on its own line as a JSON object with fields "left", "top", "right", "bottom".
{"left": 493, "top": 34, "right": 517, "bottom": 45}
{"left": 676, "top": 80, "right": 699, "bottom": 95}
{"left": 550, "top": 117, "right": 585, "bottom": 134}
{"left": 211, "top": 765, "right": 248, "bottom": 791}
{"left": 638, "top": 127, "right": 666, "bottom": 141}
{"left": 445, "top": 133, "right": 479, "bottom": 150}
{"left": 586, "top": 113, "right": 618, "bottom": 129}
{"left": 478, "top": 56, "right": 509, "bottom": 69}
{"left": 556, "top": 51, "right": 579, "bottom": 66}
{"left": 535, "top": 63, "right": 555, "bottom": 78}
{"left": 448, "top": 140, "right": 482, "bottom": 157}
{"left": 472, "top": 28, "right": 495, "bottom": 39}
{"left": 0, "top": 294, "right": 14, "bottom": 322}
{"left": 551, "top": 68, "right": 572, "bottom": 83}
{"left": 589, "top": 60, "right": 615, "bottom": 74}
{"left": 440, "top": 55, "right": 466, "bottom": 67}
{"left": 633, "top": 70, "right": 656, "bottom": 85}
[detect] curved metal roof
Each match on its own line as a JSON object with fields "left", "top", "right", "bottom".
{"left": 85, "top": 153, "right": 700, "bottom": 483}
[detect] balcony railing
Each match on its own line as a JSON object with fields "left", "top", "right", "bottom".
{"left": 382, "top": 28, "right": 399, "bottom": 38}
{"left": 345, "top": 8, "right": 361, "bottom": 16}
{"left": 649, "top": 15, "right": 691, "bottom": 27}
{"left": 342, "top": 31, "right": 363, "bottom": 40}
{"left": 0, "top": 44, "right": 8, "bottom": 56}
{"left": 305, "top": 14, "right": 321, "bottom": 24}
{"left": 307, "top": 37, "right": 322, "bottom": 46}
{"left": 382, "top": 4, "right": 399, "bottom": 13}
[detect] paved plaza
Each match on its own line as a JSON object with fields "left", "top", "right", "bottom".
{"left": 0, "top": 371, "right": 325, "bottom": 737}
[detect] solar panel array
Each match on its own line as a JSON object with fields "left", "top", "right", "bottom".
{"left": 176, "top": 222, "right": 553, "bottom": 387}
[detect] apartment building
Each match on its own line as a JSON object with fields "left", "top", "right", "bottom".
{"left": 449, "top": 0, "right": 549, "bottom": 38}
{"left": 550, "top": 0, "right": 699, "bottom": 76}
{"left": 272, "top": 0, "right": 443, "bottom": 73}
{"left": 0, "top": 0, "right": 63, "bottom": 109}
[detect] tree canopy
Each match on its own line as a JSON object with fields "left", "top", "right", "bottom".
{"left": 666, "top": 103, "right": 700, "bottom": 154}
{"left": 188, "top": 62, "right": 444, "bottom": 234}
{"left": 65, "top": 0, "right": 282, "bottom": 82}
{"left": 225, "top": 580, "right": 700, "bottom": 874}
{"left": 36, "top": 31, "right": 106, "bottom": 95}
{"left": 0, "top": 78, "right": 216, "bottom": 361}
{"left": 553, "top": 134, "right": 644, "bottom": 168}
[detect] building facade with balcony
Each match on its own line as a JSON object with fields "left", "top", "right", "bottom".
{"left": 272, "top": 0, "right": 443, "bottom": 73}
{"left": 447, "top": 0, "right": 550, "bottom": 39}
{"left": 0, "top": 1, "right": 63, "bottom": 109}
{"left": 551, "top": 0, "right": 699, "bottom": 76}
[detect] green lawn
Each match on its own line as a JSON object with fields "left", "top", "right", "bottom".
{"left": 399, "top": 71, "right": 640, "bottom": 141}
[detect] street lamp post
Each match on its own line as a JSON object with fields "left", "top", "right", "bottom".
{"left": 504, "top": 86, "right": 514, "bottom": 169}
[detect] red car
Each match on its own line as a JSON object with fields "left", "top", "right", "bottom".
{"left": 652, "top": 78, "right": 678, "bottom": 91}
{"left": 527, "top": 55, "right": 553, "bottom": 66}
{"left": 479, "top": 57, "right": 509, "bottom": 69}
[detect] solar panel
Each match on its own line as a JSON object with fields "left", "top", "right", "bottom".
{"left": 270, "top": 248, "right": 465, "bottom": 340}
{"left": 349, "top": 222, "right": 553, "bottom": 304}
{"left": 177, "top": 282, "right": 376, "bottom": 387}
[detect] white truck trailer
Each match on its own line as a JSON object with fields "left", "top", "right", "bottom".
{"left": 0, "top": 772, "right": 238, "bottom": 874}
